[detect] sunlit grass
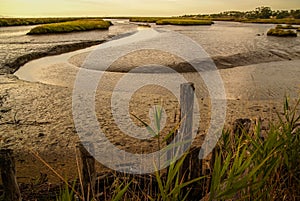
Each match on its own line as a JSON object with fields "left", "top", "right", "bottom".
{"left": 156, "top": 19, "right": 213, "bottom": 26}
{"left": 239, "top": 18, "right": 300, "bottom": 25}
{"left": 0, "top": 17, "right": 104, "bottom": 27}
{"left": 129, "top": 17, "right": 164, "bottom": 23}
{"left": 130, "top": 17, "right": 213, "bottom": 26}
{"left": 209, "top": 97, "right": 300, "bottom": 200}
{"left": 27, "top": 19, "right": 111, "bottom": 35}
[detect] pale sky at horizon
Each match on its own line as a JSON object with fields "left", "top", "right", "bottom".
{"left": 1, "top": 0, "right": 300, "bottom": 17}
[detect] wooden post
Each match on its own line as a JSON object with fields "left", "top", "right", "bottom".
{"left": 166, "top": 83, "right": 195, "bottom": 166}
{"left": 77, "top": 142, "right": 96, "bottom": 201}
{"left": 178, "top": 82, "right": 195, "bottom": 179}
{"left": 179, "top": 82, "right": 195, "bottom": 151}
{"left": 0, "top": 149, "right": 22, "bottom": 201}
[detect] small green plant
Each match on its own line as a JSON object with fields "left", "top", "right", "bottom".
{"left": 27, "top": 19, "right": 111, "bottom": 35}
{"left": 111, "top": 181, "right": 132, "bottom": 201}
{"left": 56, "top": 180, "right": 77, "bottom": 201}
{"left": 150, "top": 154, "right": 204, "bottom": 201}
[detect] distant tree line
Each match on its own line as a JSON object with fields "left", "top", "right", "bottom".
{"left": 182, "top": 7, "right": 300, "bottom": 19}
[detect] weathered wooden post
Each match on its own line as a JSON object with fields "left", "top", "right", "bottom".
{"left": 165, "top": 83, "right": 205, "bottom": 199}
{"left": 0, "top": 149, "right": 22, "bottom": 201}
{"left": 179, "top": 82, "right": 195, "bottom": 151}
{"left": 178, "top": 82, "right": 195, "bottom": 180}
{"left": 77, "top": 142, "right": 96, "bottom": 201}
{"left": 166, "top": 83, "right": 195, "bottom": 168}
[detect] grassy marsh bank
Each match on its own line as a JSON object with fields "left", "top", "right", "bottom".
{"left": 130, "top": 16, "right": 300, "bottom": 25}
{"left": 129, "top": 17, "right": 165, "bottom": 23}
{"left": 239, "top": 18, "right": 300, "bottom": 25}
{"left": 0, "top": 17, "right": 104, "bottom": 27}
{"left": 130, "top": 17, "right": 213, "bottom": 25}
{"left": 156, "top": 19, "right": 213, "bottom": 25}
{"left": 27, "top": 19, "right": 111, "bottom": 35}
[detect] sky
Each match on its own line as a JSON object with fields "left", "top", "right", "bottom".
{"left": 1, "top": 0, "right": 300, "bottom": 17}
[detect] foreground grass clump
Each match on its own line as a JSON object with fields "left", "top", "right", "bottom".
{"left": 267, "top": 28, "right": 297, "bottom": 37}
{"left": 210, "top": 97, "right": 300, "bottom": 200}
{"left": 156, "top": 19, "right": 213, "bottom": 26}
{"left": 0, "top": 17, "right": 93, "bottom": 27}
{"left": 27, "top": 19, "right": 111, "bottom": 35}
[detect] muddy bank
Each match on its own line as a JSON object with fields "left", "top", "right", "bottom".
{"left": 3, "top": 42, "right": 300, "bottom": 75}
{"left": 67, "top": 47, "right": 300, "bottom": 73}
{"left": 213, "top": 49, "right": 300, "bottom": 69}
{"left": 0, "top": 72, "right": 292, "bottom": 184}
{"left": 2, "top": 57, "right": 299, "bottom": 184}
{"left": 0, "top": 40, "right": 105, "bottom": 74}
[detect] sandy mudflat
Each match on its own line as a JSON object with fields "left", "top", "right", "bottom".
{"left": 0, "top": 43, "right": 299, "bottom": 182}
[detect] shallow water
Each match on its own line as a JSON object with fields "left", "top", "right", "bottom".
{"left": 157, "top": 21, "right": 300, "bottom": 57}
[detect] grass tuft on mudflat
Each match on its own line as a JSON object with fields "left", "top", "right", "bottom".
{"left": 267, "top": 28, "right": 297, "bottom": 37}
{"left": 275, "top": 24, "right": 298, "bottom": 29}
{"left": 27, "top": 19, "right": 111, "bottom": 35}
{"left": 129, "top": 17, "right": 164, "bottom": 23}
{"left": 156, "top": 19, "right": 213, "bottom": 26}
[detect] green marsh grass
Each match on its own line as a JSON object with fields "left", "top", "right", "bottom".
{"left": 129, "top": 17, "right": 213, "bottom": 26}
{"left": 56, "top": 180, "right": 77, "bottom": 201}
{"left": 0, "top": 17, "right": 103, "bottom": 27}
{"left": 152, "top": 154, "right": 204, "bottom": 201}
{"left": 129, "top": 17, "right": 164, "bottom": 23}
{"left": 209, "top": 97, "right": 300, "bottom": 200}
{"left": 275, "top": 24, "right": 298, "bottom": 29}
{"left": 27, "top": 19, "right": 111, "bottom": 35}
{"left": 156, "top": 19, "right": 213, "bottom": 26}
{"left": 238, "top": 18, "right": 300, "bottom": 25}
